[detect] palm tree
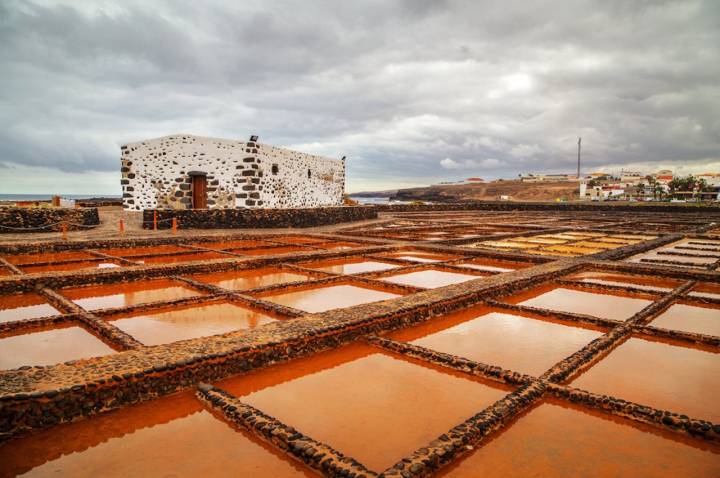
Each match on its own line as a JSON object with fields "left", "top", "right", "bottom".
{"left": 654, "top": 181, "right": 664, "bottom": 201}
{"left": 636, "top": 182, "right": 645, "bottom": 200}
{"left": 695, "top": 178, "right": 708, "bottom": 202}
{"left": 645, "top": 175, "right": 659, "bottom": 200}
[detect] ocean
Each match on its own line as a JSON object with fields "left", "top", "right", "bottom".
{"left": 352, "top": 196, "right": 399, "bottom": 205}
{"left": 0, "top": 194, "right": 121, "bottom": 201}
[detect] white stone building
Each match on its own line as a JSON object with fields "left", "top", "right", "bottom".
{"left": 120, "top": 134, "right": 345, "bottom": 211}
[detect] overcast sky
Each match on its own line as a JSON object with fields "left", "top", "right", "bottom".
{"left": 1, "top": 0, "right": 718, "bottom": 194}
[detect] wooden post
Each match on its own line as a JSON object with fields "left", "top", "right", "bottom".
{"left": 119, "top": 218, "right": 125, "bottom": 235}
{"left": 172, "top": 217, "right": 178, "bottom": 235}
{"left": 61, "top": 223, "right": 68, "bottom": 240}
{"left": 153, "top": 211, "right": 158, "bottom": 231}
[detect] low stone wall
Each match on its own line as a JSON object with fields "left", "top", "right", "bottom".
{"left": 0, "top": 207, "right": 99, "bottom": 233}
{"left": 378, "top": 201, "right": 720, "bottom": 214}
{"left": 142, "top": 206, "right": 377, "bottom": 229}
{"left": 75, "top": 199, "right": 123, "bottom": 208}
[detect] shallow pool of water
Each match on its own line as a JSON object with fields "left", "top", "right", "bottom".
{"left": 438, "top": 399, "right": 720, "bottom": 477}
{"left": 192, "top": 268, "right": 311, "bottom": 291}
{"left": 650, "top": 302, "right": 720, "bottom": 336}
{"left": 304, "top": 258, "right": 400, "bottom": 275}
{"left": 110, "top": 302, "right": 276, "bottom": 345}
{"left": 315, "top": 241, "right": 364, "bottom": 250}
{"left": 218, "top": 344, "right": 511, "bottom": 471}
{"left": 0, "top": 391, "right": 312, "bottom": 478}
{"left": 0, "top": 293, "right": 60, "bottom": 323}
{"left": 566, "top": 271, "right": 682, "bottom": 292}
{"left": 511, "top": 286, "right": 653, "bottom": 321}
{"left": 134, "top": 252, "right": 228, "bottom": 264}
{"left": 61, "top": 279, "right": 201, "bottom": 310}
{"left": 262, "top": 284, "right": 401, "bottom": 313}
{"left": 381, "top": 269, "right": 480, "bottom": 288}
{"left": 571, "top": 336, "right": 720, "bottom": 422}
{"left": 192, "top": 239, "right": 271, "bottom": 250}
{"left": 689, "top": 282, "right": 720, "bottom": 300}
{"left": 393, "top": 311, "right": 603, "bottom": 376}
{"left": 230, "top": 246, "right": 309, "bottom": 256}
{"left": 382, "top": 252, "right": 458, "bottom": 263}
{"left": 0, "top": 326, "right": 115, "bottom": 369}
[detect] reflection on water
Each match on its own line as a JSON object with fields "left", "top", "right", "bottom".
{"left": 110, "top": 302, "right": 275, "bottom": 345}
{"left": 403, "top": 312, "right": 603, "bottom": 376}
{"left": 0, "top": 391, "right": 312, "bottom": 478}
{"left": 0, "top": 293, "right": 59, "bottom": 323}
{"left": 650, "top": 303, "right": 720, "bottom": 336}
{"left": 191, "top": 240, "right": 272, "bottom": 250}
{"left": 192, "top": 268, "right": 310, "bottom": 291}
{"left": 513, "top": 287, "right": 652, "bottom": 321}
{"left": 438, "top": 399, "right": 720, "bottom": 477}
{"left": 219, "top": 344, "right": 509, "bottom": 471}
{"left": 383, "top": 252, "right": 457, "bottom": 263}
{"left": 306, "top": 259, "right": 399, "bottom": 275}
{"left": 571, "top": 337, "right": 720, "bottom": 423}
{"left": 567, "top": 271, "right": 681, "bottom": 292}
{"left": 0, "top": 326, "right": 115, "bottom": 369}
{"left": 690, "top": 282, "right": 720, "bottom": 300}
{"left": 231, "top": 246, "right": 308, "bottom": 256}
{"left": 62, "top": 279, "right": 201, "bottom": 310}
{"left": 264, "top": 284, "right": 400, "bottom": 313}
{"left": 135, "top": 252, "right": 226, "bottom": 264}
{"left": 382, "top": 269, "right": 479, "bottom": 288}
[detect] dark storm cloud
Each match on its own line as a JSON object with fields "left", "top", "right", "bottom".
{"left": 0, "top": 0, "right": 718, "bottom": 192}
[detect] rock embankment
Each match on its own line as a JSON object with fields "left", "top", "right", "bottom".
{"left": 0, "top": 207, "right": 99, "bottom": 233}
{"left": 391, "top": 180, "right": 579, "bottom": 202}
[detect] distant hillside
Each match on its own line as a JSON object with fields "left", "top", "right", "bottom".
{"left": 390, "top": 180, "right": 580, "bottom": 202}
{"left": 349, "top": 189, "right": 398, "bottom": 198}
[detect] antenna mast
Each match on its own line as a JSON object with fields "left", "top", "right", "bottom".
{"left": 577, "top": 137, "right": 581, "bottom": 180}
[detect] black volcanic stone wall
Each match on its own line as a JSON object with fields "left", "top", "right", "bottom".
{"left": 142, "top": 206, "right": 377, "bottom": 229}
{"left": 0, "top": 208, "right": 99, "bottom": 233}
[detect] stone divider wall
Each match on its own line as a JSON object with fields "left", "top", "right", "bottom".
{"left": 142, "top": 206, "right": 377, "bottom": 229}
{"left": 75, "top": 199, "right": 123, "bottom": 208}
{"left": 141, "top": 201, "right": 720, "bottom": 230}
{"left": 0, "top": 207, "right": 99, "bottom": 233}
{"left": 377, "top": 201, "right": 720, "bottom": 214}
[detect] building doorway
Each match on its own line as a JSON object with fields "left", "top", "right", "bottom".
{"left": 189, "top": 172, "right": 207, "bottom": 209}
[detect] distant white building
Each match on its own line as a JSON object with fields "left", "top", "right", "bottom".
{"left": 620, "top": 171, "right": 644, "bottom": 185}
{"left": 587, "top": 186, "right": 625, "bottom": 201}
{"left": 697, "top": 173, "right": 720, "bottom": 186}
{"left": 654, "top": 170, "right": 674, "bottom": 185}
{"left": 519, "top": 173, "right": 577, "bottom": 182}
{"left": 120, "top": 134, "right": 345, "bottom": 211}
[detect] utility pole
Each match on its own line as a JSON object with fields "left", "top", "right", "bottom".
{"left": 577, "top": 137, "right": 581, "bottom": 180}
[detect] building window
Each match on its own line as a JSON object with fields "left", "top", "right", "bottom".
{"left": 272, "top": 164, "right": 279, "bottom": 175}
{"left": 307, "top": 169, "right": 311, "bottom": 179}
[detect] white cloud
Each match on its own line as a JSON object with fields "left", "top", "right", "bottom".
{"left": 0, "top": 0, "right": 718, "bottom": 193}
{"left": 440, "top": 158, "right": 502, "bottom": 170}
{"left": 0, "top": 163, "right": 120, "bottom": 195}
{"left": 510, "top": 144, "right": 542, "bottom": 158}
{"left": 440, "top": 158, "right": 460, "bottom": 169}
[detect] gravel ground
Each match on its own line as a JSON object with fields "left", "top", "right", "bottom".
{"left": 0, "top": 206, "right": 383, "bottom": 244}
